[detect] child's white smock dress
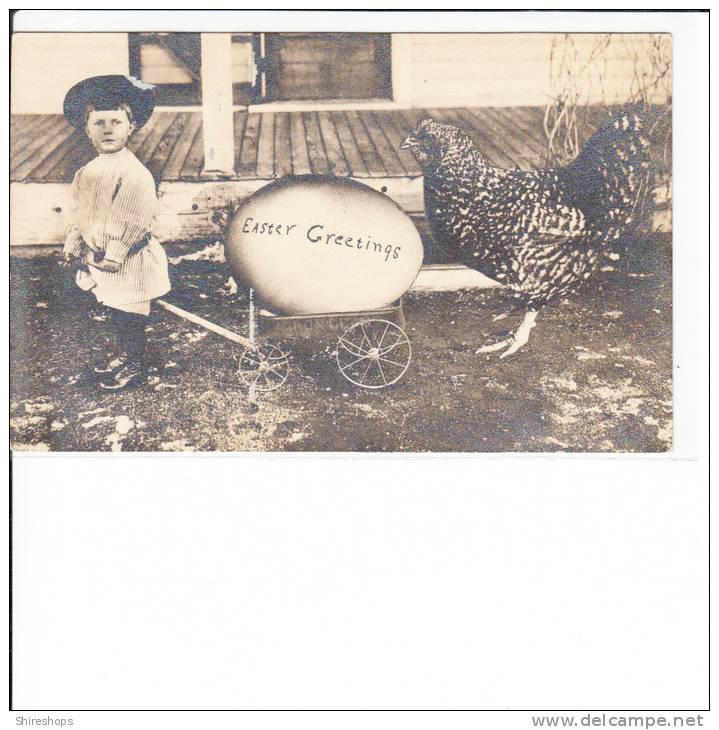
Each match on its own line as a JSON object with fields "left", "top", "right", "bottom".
{"left": 63, "top": 147, "right": 170, "bottom": 315}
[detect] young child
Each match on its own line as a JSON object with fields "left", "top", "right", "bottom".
{"left": 60, "top": 75, "right": 170, "bottom": 391}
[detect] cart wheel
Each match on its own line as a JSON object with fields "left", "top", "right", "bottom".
{"left": 237, "top": 343, "right": 290, "bottom": 392}
{"left": 336, "top": 319, "right": 411, "bottom": 389}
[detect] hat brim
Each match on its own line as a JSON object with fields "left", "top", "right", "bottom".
{"left": 63, "top": 75, "right": 156, "bottom": 130}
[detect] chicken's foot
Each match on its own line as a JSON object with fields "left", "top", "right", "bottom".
{"left": 476, "top": 310, "right": 538, "bottom": 358}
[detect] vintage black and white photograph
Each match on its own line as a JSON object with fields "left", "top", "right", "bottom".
{"left": 10, "top": 28, "right": 673, "bottom": 452}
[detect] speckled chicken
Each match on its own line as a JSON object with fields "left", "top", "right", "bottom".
{"left": 400, "top": 112, "right": 654, "bottom": 357}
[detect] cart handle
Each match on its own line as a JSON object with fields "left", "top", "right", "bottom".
{"left": 156, "top": 299, "right": 255, "bottom": 350}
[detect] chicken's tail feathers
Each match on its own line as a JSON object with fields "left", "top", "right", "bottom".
{"left": 566, "top": 107, "right": 659, "bottom": 235}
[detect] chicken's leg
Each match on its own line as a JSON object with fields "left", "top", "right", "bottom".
{"left": 476, "top": 310, "right": 538, "bottom": 358}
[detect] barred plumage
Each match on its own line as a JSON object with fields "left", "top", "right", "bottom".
{"left": 401, "top": 111, "right": 654, "bottom": 356}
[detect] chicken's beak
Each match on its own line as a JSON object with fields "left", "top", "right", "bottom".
{"left": 400, "top": 133, "right": 418, "bottom": 150}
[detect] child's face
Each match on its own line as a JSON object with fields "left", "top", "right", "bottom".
{"left": 85, "top": 108, "right": 135, "bottom": 153}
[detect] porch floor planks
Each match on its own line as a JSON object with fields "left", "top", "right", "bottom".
{"left": 317, "top": 111, "right": 350, "bottom": 177}
{"left": 255, "top": 112, "right": 275, "bottom": 178}
{"left": 46, "top": 135, "right": 95, "bottom": 182}
{"left": 357, "top": 110, "right": 407, "bottom": 176}
{"left": 11, "top": 114, "right": 53, "bottom": 146}
{"left": 126, "top": 113, "right": 163, "bottom": 161}
{"left": 288, "top": 113, "right": 312, "bottom": 175}
{"left": 162, "top": 112, "right": 202, "bottom": 180}
{"left": 146, "top": 113, "right": 189, "bottom": 181}
{"left": 396, "top": 108, "right": 427, "bottom": 132}
{"left": 495, "top": 106, "right": 549, "bottom": 159}
{"left": 237, "top": 113, "right": 261, "bottom": 177}
{"left": 302, "top": 112, "right": 330, "bottom": 175}
{"left": 273, "top": 112, "right": 292, "bottom": 177}
{"left": 133, "top": 112, "right": 179, "bottom": 171}
{"left": 435, "top": 108, "right": 519, "bottom": 171}
{"left": 481, "top": 106, "right": 543, "bottom": 170}
{"left": 454, "top": 107, "right": 525, "bottom": 170}
{"left": 373, "top": 110, "right": 422, "bottom": 176}
{"left": 344, "top": 109, "right": 386, "bottom": 177}
{"left": 232, "top": 111, "right": 248, "bottom": 175}
{"left": 11, "top": 115, "right": 66, "bottom": 169}
{"left": 330, "top": 111, "right": 368, "bottom": 177}
{"left": 11, "top": 106, "right": 586, "bottom": 184}
{"left": 179, "top": 118, "right": 206, "bottom": 179}
{"left": 10, "top": 115, "right": 72, "bottom": 178}
{"left": 28, "top": 130, "right": 90, "bottom": 183}
{"left": 11, "top": 118, "right": 76, "bottom": 180}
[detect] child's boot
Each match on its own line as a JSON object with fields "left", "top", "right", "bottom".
{"left": 100, "top": 312, "right": 147, "bottom": 391}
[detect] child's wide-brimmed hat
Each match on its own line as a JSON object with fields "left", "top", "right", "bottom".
{"left": 63, "top": 75, "right": 156, "bottom": 129}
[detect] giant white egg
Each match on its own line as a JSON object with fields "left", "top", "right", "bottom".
{"left": 225, "top": 176, "right": 424, "bottom": 315}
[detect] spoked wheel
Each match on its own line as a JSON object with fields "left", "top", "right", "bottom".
{"left": 237, "top": 343, "right": 290, "bottom": 393}
{"left": 336, "top": 319, "right": 412, "bottom": 389}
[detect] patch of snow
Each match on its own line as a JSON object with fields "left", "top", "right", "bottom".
{"left": 222, "top": 277, "right": 239, "bottom": 296}
{"left": 621, "top": 355, "right": 656, "bottom": 367}
{"left": 81, "top": 415, "right": 134, "bottom": 451}
{"left": 161, "top": 440, "right": 195, "bottom": 451}
{"left": 540, "top": 375, "right": 578, "bottom": 391}
{"left": 623, "top": 398, "right": 643, "bottom": 416}
{"left": 82, "top": 416, "right": 115, "bottom": 429}
{"left": 13, "top": 442, "right": 50, "bottom": 452}
{"left": 603, "top": 311, "right": 623, "bottom": 320}
{"left": 657, "top": 419, "right": 672, "bottom": 448}
{"left": 36, "top": 302, "right": 48, "bottom": 309}
{"left": 168, "top": 241, "right": 225, "bottom": 265}
{"left": 551, "top": 412, "right": 579, "bottom": 425}
{"left": 354, "top": 403, "right": 379, "bottom": 417}
{"left": 78, "top": 407, "right": 106, "bottom": 418}
{"left": 114, "top": 416, "right": 133, "bottom": 435}
{"left": 10, "top": 415, "right": 45, "bottom": 429}
{"left": 24, "top": 401, "right": 54, "bottom": 414}
{"left": 577, "top": 351, "right": 606, "bottom": 361}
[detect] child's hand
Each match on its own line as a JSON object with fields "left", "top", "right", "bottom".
{"left": 57, "top": 252, "right": 76, "bottom": 270}
{"left": 85, "top": 250, "right": 121, "bottom": 273}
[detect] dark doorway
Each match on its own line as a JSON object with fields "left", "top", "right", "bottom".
{"left": 129, "top": 33, "right": 202, "bottom": 106}
{"left": 263, "top": 33, "right": 392, "bottom": 102}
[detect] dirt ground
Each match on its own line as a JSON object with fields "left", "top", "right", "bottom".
{"left": 10, "top": 234, "right": 672, "bottom": 453}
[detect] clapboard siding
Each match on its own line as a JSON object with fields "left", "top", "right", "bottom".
{"left": 11, "top": 32, "right": 671, "bottom": 113}
{"left": 11, "top": 33, "right": 130, "bottom": 115}
{"left": 407, "top": 33, "right": 672, "bottom": 107}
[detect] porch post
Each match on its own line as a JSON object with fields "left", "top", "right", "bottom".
{"left": 391, "top": 34, "right": 413, "bottom": 107}
{"left": 200, "top": 33, "right": 235, "bottom": 178}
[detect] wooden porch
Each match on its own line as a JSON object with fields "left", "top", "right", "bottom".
{"left": 11, "top": 104, "right": 670, "bottom": 253}
{"left": 11, "top": 106, "right": 602, "bottom": 185}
